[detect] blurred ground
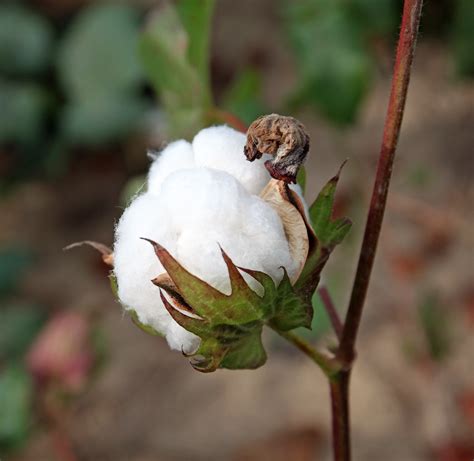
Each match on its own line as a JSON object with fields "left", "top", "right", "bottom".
{"left": 2, "top": 1, "right": 474, "bottom": 460}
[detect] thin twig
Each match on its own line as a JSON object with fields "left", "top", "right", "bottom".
{"left": 318, "top": 286, "right": 343, "bottom": 341}
{"left": 270, "top": 326, "right": 339, "bottom": 377}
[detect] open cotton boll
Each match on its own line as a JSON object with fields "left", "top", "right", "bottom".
{"left": 147, "top": 140, "right": 195, "bottom": 195}
{"left": 114, "top": 124, "right": 310, "bottom": 354}
{"left": 192, "top": 125, "right": 272, "bottom": 195}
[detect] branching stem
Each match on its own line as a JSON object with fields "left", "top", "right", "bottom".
{"left": 271, "top": 326, "right": 340, "bottom": 377}
{"left": 318, "top": 286, "right": 343, "bottom": 341}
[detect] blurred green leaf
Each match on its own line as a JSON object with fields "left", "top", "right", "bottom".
{"left": 140, "top": 2, "right": 213, "bottom": 137}
{"left": 60, "top": 96, "right": 149, "bottom": 145}
{"left": 452, "top": 0, "right": 474, "bottom": 77}
{"left": 0, "top": 80, "right": 50, "bottom": 145}
{"left": 0, "top": 4, "right": 53, "bottom": 76}
{"left": 349, "top": 0, "right": 397, "bottom": 38}
{"left": 0, "top": 305, "right": 46, "bottom": 361}
{"left": 175, "top": 0, "right": 216, "bottom": 85}
{"left": 140, "top": 5, "right": 207, "bottom": 101}
{"left": 418, "top": 293, "right": 451, "bottom": 362}
{"left": 284, "top": 0, "right": 373, "bottom": 124}
{"left": 0, "top": 247, "right": 34, "bottom": 298}
{"left": 57, "top": 4, "right": 143, "bottom": 100}
{"left": 296, "top": 166, "right": 307, "bottom": 194}
{"left": 222, "top": 69, "right": 266, "bottom": 124}
{"left": 0, "top": 364, "right": 33, "bottom": 451}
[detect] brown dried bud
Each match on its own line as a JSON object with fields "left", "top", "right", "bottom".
{"left": 244, "top": 114, "right": 310, "bottom": 184}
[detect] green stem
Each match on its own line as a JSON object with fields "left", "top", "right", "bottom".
{"left": 271, "top": 326, "right": 339, "bottom": 377}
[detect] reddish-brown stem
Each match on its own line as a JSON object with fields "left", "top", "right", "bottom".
{"left": 329, "top": 1, "right": 424, "bottom": 460}
{"left": 338, "top": 0, "right": 424, "bottom": 367}
{"left": 330, "top": 373, "right": 351, "bottom": 461}
{"left": 318, "top": 286, "right": 343, "bottom": 341}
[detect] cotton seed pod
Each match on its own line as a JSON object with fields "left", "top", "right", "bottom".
{"left": 73, "top": 118, "right": 352, "bottom": 372}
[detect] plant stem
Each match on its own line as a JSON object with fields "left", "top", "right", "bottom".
{"left": 338, "top": 0, "right": 424, "bottom": 367}
{"left": 329, "top": 1, "right": 424, "bottom": 459}
{"left": 330, "top": 373, "right": 351, "bottom": 461}
{"left": 271, "top": 326, "right": 338, "bottom": 377}
{"left": 318, "top": 286, "right": 343, "bottom": 341}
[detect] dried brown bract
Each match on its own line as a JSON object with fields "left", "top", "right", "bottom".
{"left": 244, "top": 114, "right": 310, "bottom": 184}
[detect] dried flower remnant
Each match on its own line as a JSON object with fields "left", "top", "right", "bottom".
{"left": 244, "top": 114, "right": 310, "bottom": 184}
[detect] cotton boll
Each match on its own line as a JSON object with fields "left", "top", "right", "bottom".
{"left": 114, "top": 193, "right": 178, "bottom": 334}
{"left": 193, "top": 125, "right": 272, "bottom": 195}
{"left": 159, "top": 167, "right": 250, "bottom": 232}
{"left": 114, "top": 125, "right": 310, "bottom": 354}
{"left": 147, "top": 140, "right": 195, "bottom": 195}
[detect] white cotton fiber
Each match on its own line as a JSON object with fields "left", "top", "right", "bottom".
{"left": 159, "top": 168, "right": 249, "bottom": 232}
{"left": 192, "top": 125, "right": 272, "bottom": 195}
{"left": 114, "top": 125, "right": 307, "bottom": 353}
{"left": 114, "top": 193, "right": 178, "bottom": 331}
{"left": 147, "top": 140, "right": 195, "bottom": 195}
